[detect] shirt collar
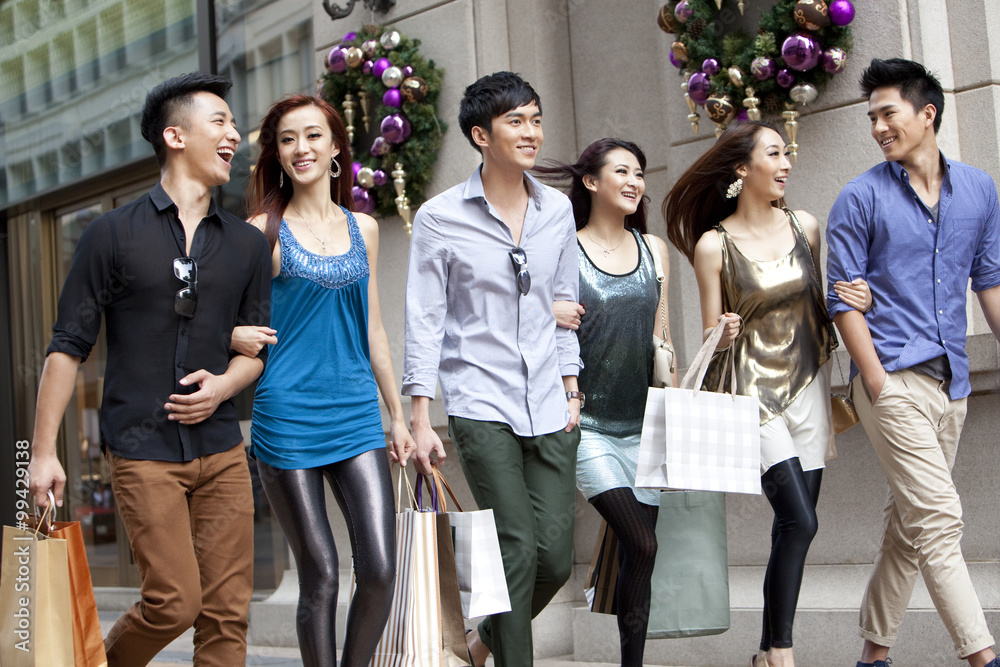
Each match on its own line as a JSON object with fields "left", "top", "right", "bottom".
{"left": 887, "top": 151, "right": 953, "bottom": 184}
{"left": 150, "top": 182, "right": 221, "bottom": 221}
{"left": 462, "top": 164, "right": 544, "bottom": 211}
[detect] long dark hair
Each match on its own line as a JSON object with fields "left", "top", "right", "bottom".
{"left": 534, "top": 138, "right": 649, "bottom": 234}
{"left": 663, "top": 121, "right": 784, "bottom": 263}
{"left": 246, "top": 94, "right": 354, "bottom": 251}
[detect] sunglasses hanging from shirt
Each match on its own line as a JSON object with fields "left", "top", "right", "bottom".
{"left": 508, "top": 247, "right": 531, "bottom": 296}
{"left": 173, "top": 257, "right": 198, "bottom": 319}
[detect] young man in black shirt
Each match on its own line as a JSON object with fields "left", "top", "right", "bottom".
{"left": 28, "top": 73, "right": 272, "bottom": 666}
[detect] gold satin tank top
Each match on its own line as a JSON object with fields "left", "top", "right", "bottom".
{"left": 703, "top": 209, "right": 832, "bottom": 425}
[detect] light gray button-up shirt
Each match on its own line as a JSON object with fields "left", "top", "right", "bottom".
{"left": 403, "top": 165, "right": 582, "bottom": 437}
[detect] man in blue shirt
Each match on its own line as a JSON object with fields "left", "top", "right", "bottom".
{"left": 403, "top": 72, "right": 582, "bottom": 667}
{"left": 827, "top": 58, "right": 1000, "bottom": 667}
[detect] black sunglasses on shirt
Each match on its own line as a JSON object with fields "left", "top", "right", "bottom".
{"left": 173, "top": 257, "right": 198, "bottom": 318}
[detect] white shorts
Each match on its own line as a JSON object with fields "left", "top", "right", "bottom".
{"left": 759, "top": 362, "right": 835, "bottom": 474}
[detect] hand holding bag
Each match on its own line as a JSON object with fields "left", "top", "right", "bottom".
{"left": 637, "top": 317, "right": 762, "bottom": 494}
{"left": 418, "top": 468, "right": 512, "bottom": 619}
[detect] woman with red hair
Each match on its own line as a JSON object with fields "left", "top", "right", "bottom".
{"left": 233, "top": 94, "right": 413, "bottom": 667}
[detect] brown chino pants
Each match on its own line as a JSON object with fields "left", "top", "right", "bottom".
{"left": 103, "top": 444, "right": 254, "bottom": 667}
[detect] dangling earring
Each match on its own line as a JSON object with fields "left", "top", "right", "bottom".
{"left": 330, "top": 159, "right": 342, "bottom": 179}
{"left": 726, "top": 177, "right": 743, "bottom": 199}
{"left": 279, "top": 168, "right": 284, "bottom": 188}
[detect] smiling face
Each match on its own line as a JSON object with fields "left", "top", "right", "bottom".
{"left": 473, "top": 102, "right": 543, "bottom": 174}
{"left": 276, "top": 104, "right": 339, "bottom": 189}
{"left": 170, "top": 91, "right": 240, "bottom": 187}
{"left": 585, "top": 147, "right": 645, "bottom": 217}
{"left": 867, "top": 86, "right": 936, "bottom": 163}
{"left": 737, "top": 127, "right": 791, "bottom": 202}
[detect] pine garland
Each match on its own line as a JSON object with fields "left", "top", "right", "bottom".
{"left": 666, "top": 0, "right": 852, "bottom": 118}
{"left": 321, "top": 25, "right": 446, "bottom": 218}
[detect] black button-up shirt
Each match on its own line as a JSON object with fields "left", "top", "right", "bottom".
{"left": 48, "top": 183, "right": 272, "bottom": 462}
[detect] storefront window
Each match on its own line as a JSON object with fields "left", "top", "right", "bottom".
{"left": 0, "top": 0, "right": 199, "bottom": 208}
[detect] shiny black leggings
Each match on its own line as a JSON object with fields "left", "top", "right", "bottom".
{"left": 760, "top": 457, "right": 822, "bottom": 651}
{"left": 258, "top": 448, "right": 395, "bottom": 667}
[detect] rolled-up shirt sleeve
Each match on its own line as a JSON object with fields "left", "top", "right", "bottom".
{"left": 826, "top": 181, "right": 872, "bottom": 319}
{"left": 970, "top": 175, "right": 1000, "bottom": 292}
{"left": 402, "top": 205, "right": 449, "bottom": 398}
{"left": 47, "top": 218, "right": 115, "bottom": 362}
{"left": 552, "top": 202, "right": 582, "bottom": 377}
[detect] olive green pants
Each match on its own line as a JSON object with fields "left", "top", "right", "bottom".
{"left": 449, "top": 416, "right": 580, "bottom": 667}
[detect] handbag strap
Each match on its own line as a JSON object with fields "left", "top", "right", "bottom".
{"left": 679, "top": 316, "right": 740, "bottom": 397}
{"left": 644, "top": 234, "right": 669, "bottom": 340}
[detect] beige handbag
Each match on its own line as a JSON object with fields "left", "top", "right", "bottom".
{"left": 645, "top": 235, "right": 674, "bottom": 388}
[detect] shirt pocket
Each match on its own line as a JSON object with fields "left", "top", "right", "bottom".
{"left": 949, "top": 217, "right": 981, "bottom": 270}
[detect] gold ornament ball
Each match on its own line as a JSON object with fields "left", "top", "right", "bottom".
{"left": 670, "top": 41, "right": 689, "bottom": 64}
{"left": 361, "top": 39, "right": 379, "bottom": 58}
{"left": 728, "top": 66, "right": 745, "bottom": 87}
{"left": 356, "top": 167, "right": 375, "bottom": 189}
{"left": 400, "top": 76, "right": 429, "bottom": 104}
{"left": 657, "top": 4, "right": 682, "bottom": 33}
{"left": 345, "top": 47, "right": 364, "bottom": 68}
{"left": 793, "top": 0, "right": 831, "bottom": 31}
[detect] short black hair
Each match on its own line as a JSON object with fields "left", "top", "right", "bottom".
{"left": 140, "top": 72, "right": 233, "bottom": 166}
{"left": 860, "top": 58, "right": 944, "bottom": 133}
{"left": 458, "top": 72, "right": 542, "bottom": 152}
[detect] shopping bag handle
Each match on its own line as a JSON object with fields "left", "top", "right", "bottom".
{"left": 415, "top": 467, "right": 465, "bottom": 513}
{"left": 32, "top": 490, "right": 56, "bottom": 537}
{"left": 395, "top": 463, "right": 418, "bottom": 514}
{"left": 679, "top": 315, "right": 740, "bottom": 397}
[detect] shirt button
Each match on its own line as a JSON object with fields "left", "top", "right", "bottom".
{"left": 176, "top": 362, "right": 183, "bottom": 368}
{"left": 937, "top": 279, "right": 941, "bottom": 283}
{"left": 927, "top": 219, "right": 933, "bottom": 224}
{"left": 939, "top": 309, "right": 944, "bottom": 314}
{"left": 935, "top": 248, "right": 940, "bottom": 253}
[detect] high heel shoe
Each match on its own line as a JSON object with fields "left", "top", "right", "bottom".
{"left": 750, "top": 653, "right": 771, "bottom": 667}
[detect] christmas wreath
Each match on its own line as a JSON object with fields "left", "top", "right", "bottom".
{"left": 658, "top": 0, "right": 854, "bottom": 159}
{"left": 321, "top": 26, "right": 446, "bottom": 230}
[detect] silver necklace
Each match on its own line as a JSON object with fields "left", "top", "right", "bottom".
{"left": 291, "top": 202, "right": 333, "bottom": 254}
{"left": 586, "top": 227, "right": 626, "bottom": 256}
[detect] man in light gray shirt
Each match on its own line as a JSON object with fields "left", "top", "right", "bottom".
{"left": 403, "top": 71, "right": 582, "bottom": 667}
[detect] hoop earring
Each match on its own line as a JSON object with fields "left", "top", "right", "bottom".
{"left": 279, "top": 169, "right": 284, "bottom": 188}
{"left": 330, "top": 159, "right": 342, "bottom": 179}
{"left": 726, "top": 177, "right": 743, "bottom": 199}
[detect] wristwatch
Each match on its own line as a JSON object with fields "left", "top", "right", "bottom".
{"left": 566, "top": 391, "right": 585, "bottom": 408}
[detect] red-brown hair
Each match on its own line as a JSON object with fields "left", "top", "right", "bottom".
{"left": 246, "top": 94, "right": 354, "bottom": 251}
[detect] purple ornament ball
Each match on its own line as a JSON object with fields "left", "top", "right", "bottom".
{"left": 352, "top": 161, "right": 362, "bottom": 182}
{"left": 372, "top": 169, "right": 388, "bottom": 187}
{"left": 702, "top": 58, "right": 720, "bottom": 76}
{"left": 822, "top": 47, "right": 848, "bottom": 74}
{"left": 381, "top": 114, "right": 412, "bottom": 144}
{"left": 370, "top": 137, "right": 390, "bottom": 157}
{"left": 737, "top": 109, "right": 749, "bottom": 122}
{"left": 383, "top": 88, "right": 402, "bottom": 108}
{"left": 362, "top": 60, "right": 374, "bottom": 75}
{"left": 751, "top": 56, "right": 775, "bottom": 81}
{"left": 372, "top": 57, "right": 392, "bottom": 80}
{"left": 402, "top": 66, "right": 414, "bottom": 78}
{"left": 674, "top": 0, "right": 693, "bottom": 23}
{"left": 669, "top": 51, "right": 682, "bottom": 69}
{"left": 781, "top": 32, "right": 821, "bottom": 71}
{"left": 687, "top": 72, "right": 712, "bottom": 106}
{"left": 327, "top": 47, "right": 348, "bottom": 73}
{"left": 352, "top": 186, "right": 376, "bottom": 215}
{"left": 777, "top": 69, "right": 796, "bottom": 88}
{"left": 342, "top": 31, "right": 358, "bottom": 43}
{"left": 828, "top": 0, "right": 855, "bottom": 26}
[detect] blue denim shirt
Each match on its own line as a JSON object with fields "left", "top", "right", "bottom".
{"left": 826, "top": 155, "right": 1000, "bottom": 399}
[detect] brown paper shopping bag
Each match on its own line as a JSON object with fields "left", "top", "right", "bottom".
{"left": 1, "top": 517, "right": 76, "bottom": 666}
{"left": 47, "top": 520, "right": 109, "bottom": 666}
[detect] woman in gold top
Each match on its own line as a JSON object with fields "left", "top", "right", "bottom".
{"left": 664, "top": 121, "right": 870, "bottom": 667}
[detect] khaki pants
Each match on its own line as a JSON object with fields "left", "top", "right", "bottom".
{"left": 854, "top": 369, "right": 993, "bottom": 658}
{"left": 104, "top": 445, "right": 254, "bottom": 667}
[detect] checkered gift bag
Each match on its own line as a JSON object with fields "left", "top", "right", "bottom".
{"left": 637, "top": 317, "right": 761, "bottom": 495}
{"left": 417, "top": 469, "right": 512, "bottom": 619}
